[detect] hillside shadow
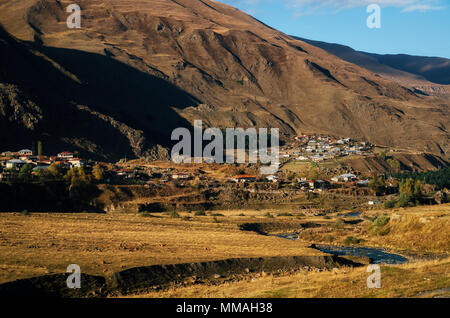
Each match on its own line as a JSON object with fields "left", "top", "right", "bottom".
{"left": 35, "top": 45, "right": 200, "bottom": 139}
{"left": 0, "top": 25, "right": 198, "bottom": 159}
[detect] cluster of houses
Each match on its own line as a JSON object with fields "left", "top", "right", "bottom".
{"left": 0, "top": 149, "right": 91, "bottom": 180}
{"left": 279, "top": 134, "right": 374, "bottom": 162}
{"left": 229, "top": 171, "right": 371, "bottom": 194}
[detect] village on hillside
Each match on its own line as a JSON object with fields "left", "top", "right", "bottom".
{"left": 1, "top": 132, "right": 448, "bottom": 213}
{"left": 283, "top": 133, "right": 374, "bottom": 162}
{"left": 0, "top": 134, "right": 376, "bottom": 189}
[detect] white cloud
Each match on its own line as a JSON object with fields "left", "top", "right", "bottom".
{"left": 223, "top": 0, "right": 446, "bottom": 13}
{"left": 402, "top": 4, "right": 445, "bottom": 11}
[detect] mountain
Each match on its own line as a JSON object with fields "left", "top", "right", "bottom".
{"left": 0, "top": 26, "right": 191, "bottom": 161}
{"left": 0, "top": 0, "right": 449, "bottom": 160}
{"left": 295, "top": 36, "right": 450, "bottom": 98}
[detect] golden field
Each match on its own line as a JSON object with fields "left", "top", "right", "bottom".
{"left": 0, "top": 204, "right": 448, "bottom": 298}
{"left": 0, "top": 211, "right": 321, "bottom": 284}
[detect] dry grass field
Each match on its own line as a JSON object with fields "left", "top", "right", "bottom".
{"left": 0, "top": 204, "right": 448, "bottom": 298}
{"left": 0, "top": 211, "right": 322, "bottom": 284}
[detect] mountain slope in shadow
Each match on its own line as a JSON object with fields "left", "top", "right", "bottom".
{"left": 0, "top": 25, "right": 197, "bottom": 161}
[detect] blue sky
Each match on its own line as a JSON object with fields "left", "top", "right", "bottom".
{"left": 216, "top": 0, "right": 450, "bottom": 58}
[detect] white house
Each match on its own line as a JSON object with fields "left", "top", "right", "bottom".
{"left": 333, "top": 173, "right": 357, "bottom": 182}
{"left": 312, "top": 155, "right": 324, "bottom": 162}
{"left": 231, "top": 175, "right": 257, "bottom": 183}
{"left": 6, "top": 159, "right": 27, "bottom": 170}
{"left": 57, "top": 152, "right": 74, "bottom": 159}
{"left": 69, "top": 158, "right": 86, "bottom": 168}
{"left": 172, "top": 173, "right": 191, "bottom": 180}
{"left": 18, "top": 149, "right": 33, "bottom": 156}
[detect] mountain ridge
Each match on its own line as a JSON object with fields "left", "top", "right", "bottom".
{"left": 294, "top": 36, "right": 450, "bottom": 98}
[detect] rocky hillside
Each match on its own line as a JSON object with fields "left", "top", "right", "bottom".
{"left": 0, "top": 0, "right": 448, "bottom": 160}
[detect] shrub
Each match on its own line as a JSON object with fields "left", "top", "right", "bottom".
{"left": 373, "top": 214, "right": 390, "bottom": 227}
{"left": 168, "top": 210, "right": 180, "bottom": 218}
{"left": 277, "top": 212, "right": 293, "bottom": 217}
{"left": 343, "top": 236, "right": 363, "bottom": 245}
{"left": 265, "top": 212, "right": 274, "bottom": 218}
{"left": 369, "top": 176, "right": 385, "bottom": 195}
{"left": 376, "top": 227, "right": 391, "bottom": 236}
{"left": 386, "top": 158, "right": 400, "bottom": 171}
{"left": 332, "top": 219, "right": 344, "bottom": 229}
{"left": 370, "top": 214, "right": 391, "bottom": 236}
{"left": 384, "top": 200, "right": 396, "bottom": 209}
{"left": 395, "top": 193, "right": 413, "bottom": 208}
{"left": 194, "top": 211, "right": 206, "bottom": 216}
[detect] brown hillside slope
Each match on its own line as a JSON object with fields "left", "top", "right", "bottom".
{"left": 0, "top": 0, "right": 448, "bottom": 158}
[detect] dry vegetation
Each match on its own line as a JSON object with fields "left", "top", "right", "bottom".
{"left": 0, "top": 204, "right": 448, "bottom": 298}
{"left": 0, "top": 211, "right": 321, "bottom": 284}
{"left": 294, "top": 204, "right": 450, "bottom": 254}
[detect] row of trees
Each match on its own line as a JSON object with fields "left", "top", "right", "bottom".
{"left": 14, "top": 163, "right": 106, "bottom": 189}
{"left": 388, "top": 168, "right": 450, "bottom": 190}
{"left": 384, "top": 178, "right": 424, "bottom": 208}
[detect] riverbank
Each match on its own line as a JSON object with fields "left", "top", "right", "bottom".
{"left": 128, "top": 257, "right": 449, "bottom": 298}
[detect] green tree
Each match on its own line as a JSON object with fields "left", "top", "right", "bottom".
{"left": 396, "top": 178, "right": 423, "bottom": 206}
{"left": 386, "top": 158, "right": 400, "bottom": 171}
{"left": 35, "top": 168, "right": 50, "bottom": 181}
{"left": 396, "top": 193, "right": 412, "bottom": 207}
{"left": 18, "top": 164, "right": 33, "bottom": 180}
{"left": 379, "top": 151, "right": 387, "bottom": 161}
{"left": 369, "top": 176, "right": 385, "bottom": 195}
{"left": 47, "top": 164, "right": 65, "bottom": 180}
{"left": 65, "top": 167, "right": 91, "bottom": 188}
{"left": 399, "top": 178, "right": 415, "bottom": 197}
{"left": 92, "top": 164, "right": 105, "bottom": 181}
{"left": 413, "top": 180, "right": 423, "bottom": 200}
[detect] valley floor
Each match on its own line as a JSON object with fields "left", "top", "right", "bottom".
{"left": 0, "top": 204, "right": 448, "bottom": 297}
